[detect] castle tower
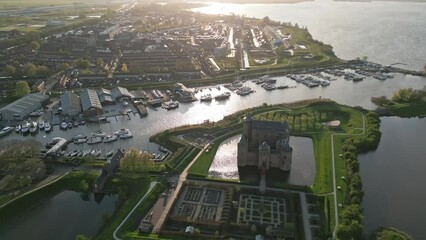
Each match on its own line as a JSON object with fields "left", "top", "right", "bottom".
{"left": 258, "top": 142, "right": 271, "bottom": 170}
{"left": 243, "top": 113, "right": 253, "bottom": 139}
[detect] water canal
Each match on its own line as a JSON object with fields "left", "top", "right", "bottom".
{"left": 0, "top": 191, "right": 117, "bottom": 240}
{"left": 359, "top": 117, "right": 426, "bottom": 239}
{"left": 208, "top": 135, "right": 316, "bottom": 186}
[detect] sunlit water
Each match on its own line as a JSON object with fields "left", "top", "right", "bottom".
{"left": 208, "top": 135, "right": 316, "bottom": 186}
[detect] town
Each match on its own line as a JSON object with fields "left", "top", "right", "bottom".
{"left": 0, "top": 1, "right": 424, "bottom": 240}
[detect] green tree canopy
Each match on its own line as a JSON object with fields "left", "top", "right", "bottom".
{"left": 57, "top": 63, "right": 71, "bottom": 72}
{"left": 74, "top": 58, "right": 91, "bottom": 69}
{"left": 36, "top": 66, "right": 50, "bottom": 77}
{"left": 121, "top": 63, "right": 128, "bottom": 73}
{"left": 120, "top": 148, "right": 153, "bottom": 173}
{"left": 22, "top": 63, "right": 37, "bottom": 77}
{"left": 30, "top": 41, "right": 40, "bottom": 51}
{"left": 15, "top": 80, "right": 31, "bottom": 97}
{"left": 5, "top": 65, "right": 16, "bottom": 77}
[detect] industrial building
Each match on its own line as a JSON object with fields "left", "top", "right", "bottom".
{"left": 60, "top": 92, "right": 81, "bottom": 117}
{"left": 80, "top": 89, "right": 103, "bottom": 117}
{"left": 0, "top": 93, "right": 49, "bottom": 121}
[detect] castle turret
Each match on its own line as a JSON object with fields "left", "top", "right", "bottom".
{"left": 243, "top": 113, "right": 253, "bottom": 139}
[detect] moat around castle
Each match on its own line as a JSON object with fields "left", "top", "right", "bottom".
{"left": 208, "top": 134, "right": 316, "bottom": 186}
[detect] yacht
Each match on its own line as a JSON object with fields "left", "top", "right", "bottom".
{"left": 72, "top": 135, "right": 87, "bottom": 140}
{"left": 44, "top": 122, "right": 51, "bottom": 132}
{"left": 200, "top": 94, "right": 213, "bottom": 102}
{"left": 87, "top": 136, "right": 103, "bottom": 145}
{"left": 74, "top": 138, "right": 87, "bottom": 144}
{"left": 214, "top": 92, "right": 231, "bottom": 101}
{"left": 60, "top": 122, "right": 68, "bottom": 130}
{"left": 321, "top": 81, "right": 330, "bottom": 86}
{"left": 113, "top": 128, "right": 130, "bottom": 136}
{"left": 119, "top": 132, "right": 133, "bottom": 139}
{"left": 277, "top": 85, "right": 289, "bottom": 89}
{"left": 104, "top": 135, "right": 118, "bottom": 143}
{"left": 29, "top": 122, "right": 38, "bottom": 133}
{"left": 92, "top": 130, "right": 107, "bottom": 138}
{"left": 263, "top": 84, "right": 276, "bottom": 91}
{"left": 15, "top": 124, "right": 21, "bottom": 133}
{"left": 74, "top": 121, "right": 79, "bottom": 127}
{"left": 38, "top": 120, "right": 45, "bottom": 130}
{"left": 82, "top": 149, "right": 92, "bottom": 157}
{"left": 21, "top": 122, "right": 30, "bottom": 133}
{"left": 67, "top": 122, "right": 73, "bottom": 129}
{"left": 106, "top": 151, "right": 114, "bottom": 157}
{"left": 94, "top": 149, "right": 101, "bottom": 157}
{"left": 0, "top": 126, "right": 14, "bottom": 137}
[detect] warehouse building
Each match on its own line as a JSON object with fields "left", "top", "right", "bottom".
{"left": 80, "top": 89, "right": 103, "bottom": 117}
{"left": 60, "top": 92, "right": 81, "bottom": 117}
{"left": 0, "top": 93, "right": 49, "bottom": 121}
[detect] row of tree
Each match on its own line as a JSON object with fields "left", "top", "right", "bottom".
{"left": 337, "top": 112, "right": 382, "bottom": 239}
{"left": 5, "top": 63, "right": 51, "bottom": 78}
{"left": 372, "top": 88, "right": 426, "bottom": 107}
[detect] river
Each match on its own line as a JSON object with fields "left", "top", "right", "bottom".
{"left": 0, "top": 191, "right": 117, "bottom": 240}
{"left": 359, "top": 117, "right": 426, "bottom": 239}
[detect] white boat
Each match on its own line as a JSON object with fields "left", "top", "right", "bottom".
{"left": 82, "top": 149, "right": 92, "bottom": 157}
{"left": 74, "top": 138, "right": 87, "bottom": 144}
{"left": 21, "top": 122, "right": 30, "bottom": 133}
{"left": 214, "top": 92, "right": 231, "bottom": 101}
{"left": 119, "top": 132, "right": 133, "bottom": 139}
{"left": 92, "top": 131, "right": 107, "bottom": 138}
{"left": 15, "top": 124, "right": 21, "bottom": 133}
{"left": 90, "top": 149, "right": 96, "bottom": 156}
{"left": 106, "top": 151, "right": 114, "bottom": 157}
{"left": 104, "top": 135, "right": 118, "bottom": 143}
{"left": 200, "top": 94, "right": 213, "bottom": 102}
{"left": 44, "top": 122, "right": 51, "bottom": 132}
{"left": 72, "top": 135, "right": 87, "bottom": 140}
{"left": 74, "top": 121, "right": 79, "bottom": 127}
{"left": 94, "top": 149, "right": 101, "bottom": 157}
{"left": 29, "top": 122, "right": 38, "bottom": 133}
{"left": 38, "top": 120, "right": 45, "bottom": 129}
{"left": 87, "top": 136, "right": 103, "bottom": 145}
{"left": 69, "top": 150, "right": 79, "bottom": 157}
{"left": 61, "top": 122, "right": 68, "bottom": 130}
{"left": 0, "top": 126, "right": 14, "bottom": 137}
{"left": 113, "top": 128, "right": 130, "bottom": 136}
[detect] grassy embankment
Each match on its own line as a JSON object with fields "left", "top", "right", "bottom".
{"left": 372, "top": 88, "right": 426, "bottom": 118}
{"left": 93, "top": 175, "right": 165, "bottom": 240}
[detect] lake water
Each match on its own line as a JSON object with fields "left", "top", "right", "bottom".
{"left": 0, "top": 191, "right": 117, "bottom": 240}
{"left": 359, "top": 117, "right": 426, "bottom": 238}
{"left": 193, "top": 0, "right": 426, "bottom": 71}
{"left": 208, "top": 135, "right": 316, "bottom": 186}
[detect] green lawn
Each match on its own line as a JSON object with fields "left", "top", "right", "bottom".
{"left": 390, "top": 101, "right": 426, "bottom": 117}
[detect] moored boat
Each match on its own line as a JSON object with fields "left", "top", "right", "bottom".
{"left": 0, "top": 126, "right": 14, "bottom": 137}
{"left": 44, "top": 122, "right": 52, "bottom": 132}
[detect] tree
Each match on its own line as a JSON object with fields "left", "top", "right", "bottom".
{"left": 76, "top": 234, "right": 90, "bottom": 240}
{"left": 30, "top": 41, "right": 40, "bottom": 51}
{"left": 423, "top": 65, "right": 426, "bottom": 75}
{"left": 22, "top": 63, "right": 37, "bottom": 77}
{"left": 96, "top": 58, "right": 104, "bottom": 67}
{"left": 78, "top": 180, "right": 89, "bottom": 192}
{"left": 121, "top": 63, "right": 128, "bottom": 73}
{"left": 36, "top": 66, "right": 50, "bottom": 77}
{"left": 250, "top": 224, "right": 257, "bottom": 234}
{"left": 120, "top": 148, "right": 153, "bottom": 173}
{"left": 15, "top": 80, "right": 31, "bottom": 97}
{"left": 57, "top": 63, "right": 71, "bottom": 72}
{"left": 81, "top": 69, "right": 93, "bottom": 75}
{"left": 262, "top": 16, "right": 270, "bottom": 25}
{"left": 74, "top": 58, "right": 90, "bottom": 69}
{"left": 5, "top": 65, "right": 16, "bottom": 77}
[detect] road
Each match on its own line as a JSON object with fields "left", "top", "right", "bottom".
{"left": 151, "top": 143, "right": 209, "bottom": 234}
{"left": 331, "top": 112, "right": 365, "bottom": 238}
